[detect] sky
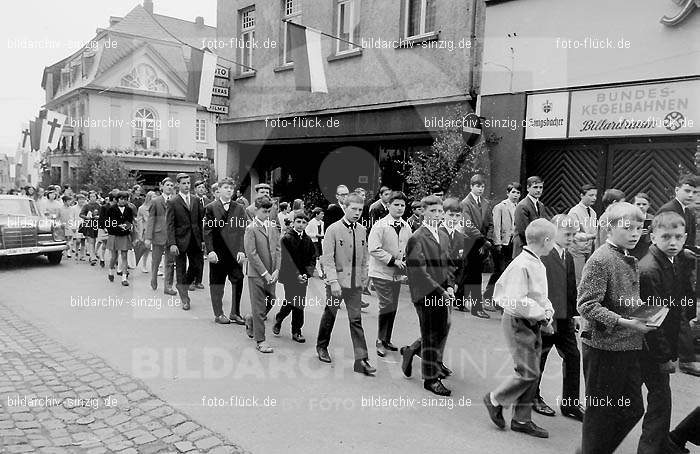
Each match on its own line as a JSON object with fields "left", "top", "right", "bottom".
{"left": 0, "top": 0, "right": 217, "bottom": 156}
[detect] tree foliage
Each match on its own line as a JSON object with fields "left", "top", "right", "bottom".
{"left": 402, "top": 105, "right": 489, "bottom": 199}
{"left": 76, "top": 149, "right": 141, "bottom": 194}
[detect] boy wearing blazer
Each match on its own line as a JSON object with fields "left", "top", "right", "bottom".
{"left": 244, "top": 195, "right": 281, "bottom": 353}
{"left": 273, "top": 212, "right": 317, "bottom": 343}
{"left": 316, "top": 193, "right": 374, "bottom": 375}
{"left": 145, "top": 177, "right": 176, "bottom": 295}
{"left": 533, "top": 215, "right": 584, "bottom": 422}
{"left": 513, "top": 176, "right": 546, "bottom": 258}
{"left": 203, "top": 178, "right": 248, "bottom": 325}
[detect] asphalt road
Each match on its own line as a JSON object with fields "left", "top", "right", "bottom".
{"left": 1, "top": 254, "right": 698, "bottom": 453}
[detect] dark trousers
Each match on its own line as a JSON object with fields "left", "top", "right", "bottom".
{"left": 637, "top": 352, "right": 672, "bottom": 454}
{"left": 484, "top": 243, "right": 513, "bottom": 303}
{"left": 195, "top": 248, "right": 204, "bottom": 285}
{"left": 670, "top": 407, "right": 700, "bottom": 447}
{"left": 373, "top": 278, "right": 401, "bottom": 344}
{"left": 678, "top": 302, "right": 697, "bottom": 363}
{"left": 461, "top": 248, "right": 485, "bottom": 314}
{"left": 316, "top": 286, "right": 368, "bottom": 361}
{"left": 208, "top": 259, "right": 243, "bottom": 317}
{"left": 581, "top": 345, "right": 644, "bottom": 454}
{"left": 151, "top": 243, "right": 174, "bottom": 290}
{"left": 536, "top": 318, "right": 581, "bottom": 404}
{"left": 406, "top": 297, "right": 449, "bottom": 381}
{"left": 174, "top": 239, "right": 202, "bottom": 304}
{"left": 276, "top": 280, "right": 307, "bottom": 335}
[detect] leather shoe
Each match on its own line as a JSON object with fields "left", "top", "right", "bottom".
{"left": 384, "top": 342, "right": 398, "bottom": 352}
{"left": 455, "top": 305, "right": 468, "bottom": 312}
{"left": 150, "top": 280, "right": 157, "bottom": 291}
{"left": 424, "top": 379, "right": 451, "bottom": 396}
{"left": 272, "top": 321, "right": 281, "bottom": 336}
{"left": 245, "top": 315, "right": 254, "bottom": 338}
{"left": 361, "top": 300, "right": 370, "bottom": 309}
{"left": 317, "top": 347, "right": 331, "bottom": 363}
{"left": 354, "top": 359, "right": 376, "bottom": 375}
{"left": 679, "top": 361, "right": 700, "bottom": 377}
{"left": 533, "top": 396, "right": 556, "bottom": 417}
{"left": 510, "top": 420, "right": 549, "bottom": 438}
{"left": 164, "top": 288, "right": 177, "bottom": 296}
{"left": 560, "top": 405, "right": 585, "bottom": 422}
{"left": 182, "top": 301, "right": 190, "bottom": 311}
{"left": 292, "top": 333, "right": 305, "bottom": 343}
{"left": 439, "top": 363, "right": 452, "bottom": 377}
{"left": 195, "top": 283, "right": 205, "bottom": 289}
{"left": 215, "top": 315, "right": 230, "bottom": 324}
{"left": 472, "top": 310, "right": 491, "bottom": 319}
{"left": 188, "top": 283, "right": 196, "bottom": 291}
{"left": 376, "top": 340, "right": 386, "bottom": 357}
{"left": 483, "top": 393, "right": 505, "bottom": 429}
{"left": 668, "top": 434, "right": 690, "bottom": 454}
{"left": 229, "top": 314, "right": 245, "bottom": 325}
{"left": 400, "top": 346, "right": 413, "bottom": 377}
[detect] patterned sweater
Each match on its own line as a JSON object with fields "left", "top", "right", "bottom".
{"left": 577, "top": 242, "right": 644, "bottom": 351}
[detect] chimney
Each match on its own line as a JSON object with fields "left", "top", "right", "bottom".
{"left": 195, "top": 16, "right": 204, "bottom": 26}
{"left": 143, "top": 0, "right": 154, "bottom": 14}
{"left": 109, "top": 16, "right": 122, "bottom": 27}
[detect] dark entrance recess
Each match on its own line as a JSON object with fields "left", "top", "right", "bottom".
{"left": 525, "top": 137, "right": 698, "bottom": 216}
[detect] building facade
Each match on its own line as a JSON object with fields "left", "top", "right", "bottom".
{"left": 216, "top": 0, "right": 483, "bottom": 203}
{"left": 41, "top": 1, "right": 219, "bottom": 188}
{"left": 480, "top": 0, "right": 700, "bottom": 213}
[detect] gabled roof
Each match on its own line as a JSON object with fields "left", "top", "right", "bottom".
{"left": 152, "top": 14, "right": 217, "bottom": 49}
{"left": 107, "top": 5, "right": 177, "bottom": 43}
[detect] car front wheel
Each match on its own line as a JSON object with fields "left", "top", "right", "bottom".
{"left": 47, "top": 251, "right": 63, "bottom": 264}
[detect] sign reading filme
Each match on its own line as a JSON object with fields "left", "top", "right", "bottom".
{"left": 208, "top": 65, "right": 231, "bottom": 115}
{"left": 525, "top": 92, "right": 569, "bottom": 139}
{"left": 569, "top": 80, "right": 700, "bottom": 138}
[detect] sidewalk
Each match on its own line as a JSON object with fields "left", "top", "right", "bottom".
{"left": 0, "top": 302, "right": 246, "bottom": 454}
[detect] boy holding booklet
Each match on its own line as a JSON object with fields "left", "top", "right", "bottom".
{"left": 577, "top": 202, "right": 656, "bottom": 454}
{"left": 637, "top": 211, "right": 694, "bottom": 454}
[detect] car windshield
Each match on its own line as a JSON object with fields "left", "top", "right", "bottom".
{"left": 0, "top": 199, "right": 39, "bottom": 217}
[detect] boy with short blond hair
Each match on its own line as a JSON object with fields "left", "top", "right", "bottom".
{"left": 577, "top": 202, "right": 655, "bottom": 454}
{"left": 484, "top": 218, "right": 556, "bottom": 439}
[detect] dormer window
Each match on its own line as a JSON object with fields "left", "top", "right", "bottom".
{"left": 120, "top": 64, "right": 169, "bottom": 93}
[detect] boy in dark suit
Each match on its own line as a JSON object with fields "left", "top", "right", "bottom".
{"left": 273, "top": 212, "right": 316, "bottom": 343}
{"left": 513, "top": 176, "right": 545, "bottom": 258}
{"left": 244, "top": 195, "right": 281, "bottom": 353}
{"left": 166, "top": 173, "right": 204, "bottom": 310}
{"left": 202, "top": 178, "right": 247, "bottom": 325}
{"left": 460, "top": 174, "right": 493, "bottom": 318}
{"left": 637, "top": 211, "right": 694, "bottom": 454}
{"left": 193, "top": 179, "right": 213, "bottom": 290}
{"left": 401, "top": 195, "right": 455, "bottom": 396}
{"left": 657, "top": 174, "right": 700, "bottom": 377}
{"left": 533, "top": 214, "right": 584, "bottom": 422}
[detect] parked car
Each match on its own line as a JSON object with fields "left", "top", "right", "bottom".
{"left": 0, "top": 195, "right": 68, "bottom": 264}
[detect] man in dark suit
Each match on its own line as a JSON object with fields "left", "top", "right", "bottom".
{"left": 401, "top": 195, "right": 455, "bottom": 396}
{"left": 194, "top": 179, "right": 213, "bottom": 289}
{"left": 325, "top": 184, "right": 349, "bottom": 227}
{"left": 513, "top": 175, "right": 545, "bottom": 258}
{"left": 203, "top": 178, "right": 247, "bottom": 325}
{"left": 369, "top": 186, "right": 392, "bottom": 225}
{"left": 657, "top": 173, "right": 700, "bottom": 377}
{"left": 166, "top": 173, "right": 204, "bottom": 310}
{"left": 533, "top": 214, "right": 584, "bottom": 421}
{"left": 145, "top": 177, "right": 176, "bottom": 295}
{"left": 460, "top": 174, "right": 494, "bottom": 319}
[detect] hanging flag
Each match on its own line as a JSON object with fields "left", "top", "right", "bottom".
{"left": 19, "top": 123, "right": 31, "bottom": 151}
{"left": 39, "top": 110, "right": 67, "bottom": 152}
{"left": 187, "top": 48, "right": 218, "bottom": 108}
{"left": 29, "top": 115, "right": 43, "bottom": 152}
{"left": 288, "top": 22, "right": 328, "bottom": 93}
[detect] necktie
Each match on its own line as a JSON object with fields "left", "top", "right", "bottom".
{"left": 350, "top": 223, "right": 357, "bottom": 288}
{"left": 560, "top": 250, "right": 565, "bottom": 262}
{"left": 184, "top": 195, "right": 189, "bottom": 208}
{"left": 586, "top": 207, "right": 591, "bottom": 217}
{"left": 476, "top": 196, "right": 481, "bottom": 207}
{"left": 317, "top": 223, "right": 322, "bottom": 235}
{"left": 534, "top": 201, "right": 539, "bottom": 216}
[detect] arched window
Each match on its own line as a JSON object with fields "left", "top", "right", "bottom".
{"left": 120, "top": 64, "right": 169, "bottom": 93}
{"left": 134, "top": 108, "right": 157, "bottom": 139}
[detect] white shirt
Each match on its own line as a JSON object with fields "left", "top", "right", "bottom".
{"left": 179, "top": 192, "right": 190, "bottom": 207}
{"left": 219, "top": 198, "right": 231, "bottom": 211}
{"left": 493, "top": 247, "right": 553, "bottom": 320}
{"left": 306, "top": 218, "right": 325, "bottom": 242}
{"left": 527, "top": 194, "right": 540, "bottom": 212}
{"left": 552, "top": 242, "right": 565, "bottom": 260}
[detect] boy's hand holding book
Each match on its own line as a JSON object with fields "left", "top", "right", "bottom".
{"left": 618, "top": 317, "right": 657, "bottom": 333}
